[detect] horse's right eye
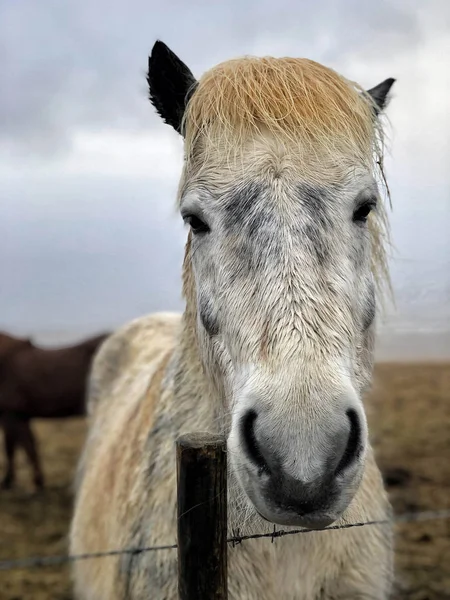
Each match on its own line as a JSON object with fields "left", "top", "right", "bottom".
{"left": 353, "top": 201, "right": 376, "bottom": 224}
{"left": 184, "top": 215, "right": 210, "bottom": 234}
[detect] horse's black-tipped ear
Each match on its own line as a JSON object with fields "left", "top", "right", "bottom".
{"left": 366, "top": 78, "right": 396, "bottom": 115}
{"left": 147, "top": 41, "right": 198, "bottom": 135}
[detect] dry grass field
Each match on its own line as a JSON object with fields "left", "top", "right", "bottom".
{"left": 0, "top": 362, "right": 449, "bottom": 599}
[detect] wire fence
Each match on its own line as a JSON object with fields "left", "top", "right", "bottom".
{"left": 1, "top": 508, "right": 449, "bottom": 572}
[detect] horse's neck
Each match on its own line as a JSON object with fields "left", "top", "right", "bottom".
{"left": 167, "top": 315, "right": 224, "bottom": 436}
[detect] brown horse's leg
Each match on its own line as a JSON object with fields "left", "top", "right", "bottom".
{"left": 19, "top": 420, "right": 44, "bottom": 490}
{"left": 1, "top": 416, "right": 18, "bottom": 489}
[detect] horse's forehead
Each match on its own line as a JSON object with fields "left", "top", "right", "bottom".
{"left": 197, "top": 178, "right": 378, "bottom": 271}
{"left": 207, "top": 167, "right": 378, "bottom": 215}
{"left": 208, "top": 182, "right": 339, "bottom": 271}
{"left": 218, "top": 181, "right": 337, "bottom": 222}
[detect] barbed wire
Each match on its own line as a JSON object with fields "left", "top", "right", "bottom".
{"left": 0, "top": 508, "right": 448, "bottom": 572}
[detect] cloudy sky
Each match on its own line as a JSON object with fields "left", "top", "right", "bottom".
{"left": 1, "top": 0, "right": 449, "bottom": 352}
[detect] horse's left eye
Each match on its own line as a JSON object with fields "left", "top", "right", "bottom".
{"left": 353, "top": 202, "right": 375, "bottom": 224}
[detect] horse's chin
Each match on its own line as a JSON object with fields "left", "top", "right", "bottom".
{"left": 252, "top": 503, "right": 338, "bottom": 530}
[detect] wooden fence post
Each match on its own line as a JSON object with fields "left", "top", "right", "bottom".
{"left": 176, "top": 433, "right": 228, "bottom": 600}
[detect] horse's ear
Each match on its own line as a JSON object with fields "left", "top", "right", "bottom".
{"left": 147, "top": 41, "right": 198, "bottom": 135}
{"left": 365, "top": 78, "right": 396, "bottom": 115}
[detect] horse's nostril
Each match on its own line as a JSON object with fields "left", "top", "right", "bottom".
{"left": 335, "top": 409, "right": 362, "bottom": 476}
{"left": 241, "top": 410, "right": 270, "bottom": 475}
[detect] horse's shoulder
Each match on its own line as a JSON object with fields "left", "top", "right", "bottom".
{"left": 87, "top": 313, "right": 181, "bottom": 415}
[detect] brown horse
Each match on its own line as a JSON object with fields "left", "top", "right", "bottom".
{"left": 0, "top": 332, "right": 109, "bottom": 489}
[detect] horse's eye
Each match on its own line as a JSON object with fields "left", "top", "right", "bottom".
{"left": 184, "top": 215, "right": 210, "bottom": 234}
{"left": 353, "top": 202, "right": 375, "bottom": 224}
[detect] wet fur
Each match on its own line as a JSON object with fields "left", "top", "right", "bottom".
{"left": 70, "top": 314, "right": 392, "bottom": 599}
{"left": 70, "top": 45, "right": 395, "bottom": 599}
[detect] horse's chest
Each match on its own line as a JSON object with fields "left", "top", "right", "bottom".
{"left": 229, "top": 535, "right": 331, "bottom": 600}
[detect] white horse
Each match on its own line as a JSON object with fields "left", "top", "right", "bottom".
{"left": 70, "top": 41, "right": 396, "bottom": 599}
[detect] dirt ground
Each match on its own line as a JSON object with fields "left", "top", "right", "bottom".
{"left": 0, "top": 362, "right": 449, "bottom": 599}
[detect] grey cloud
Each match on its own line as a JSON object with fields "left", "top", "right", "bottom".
{"left": 1, "top": 0, "right": 448, "bottom": 342}
{"left": 0, "top": 0, "right": 423, "bottom": 158}
{"left": 1, "top": 173, "right": 186, "bottom": 333}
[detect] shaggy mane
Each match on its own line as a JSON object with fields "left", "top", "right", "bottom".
{"left": 182, "top": 55, "right": 392, "bottom": 302}
{"left": 184, "top": 57, "right": 382, "bottom": 162}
